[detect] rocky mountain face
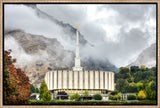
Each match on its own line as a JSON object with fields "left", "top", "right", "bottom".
{"left": 25, "top": 4, "right": 90, "bottom": 47}
{"left": 5, "top": 30, "right": 118, "bottom": 88}
{"left": 127, "top": 43, "right": 156, "bottom": 68}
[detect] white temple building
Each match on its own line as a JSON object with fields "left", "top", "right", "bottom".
{"left": 44, "top": 25, "right": 114, "bottom": 100}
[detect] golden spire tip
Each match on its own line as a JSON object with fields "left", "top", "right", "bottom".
{"left": 77, "top": 24, "right": 78, "bottom": 30}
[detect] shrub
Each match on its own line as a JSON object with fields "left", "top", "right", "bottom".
{"left": 109, "top": 95, "right": 114, "bottom": 100}
{"left": 121, "top": 99, "right": 126, "bottom": 102}
{"left": 42, "top": 91, "right": 52, "bottom": 101}
{"left": 69, "top": 94, "right": 75, "bottom": 100}
{"left": 29, "top": 100, "right": 156, "bottom": 105}
{"left": 116, "top": 92, "right": 122, "bottom": 100}
{"left": 109, "top": 93, "right": 122, "bottom": 100}
{"left": 127, "top": 94, "right": 136, "bottom": 100}
{"left": 83, "top": 90, "right": 89, "bottom": 100}
{"left": 83, "top": 90, "right": 89, "bottom": 97}
{"left": 93, "top": 94, "right": 102, "bottom": 100}
{"left": 145, "top": 83, "right": 152, "bottom": 99}
{"left": 150, "top": 91, "right": 156, "bottom": 100}
{"left": 69, "top": 93, "right": 80, "bottom": 101}
{"left": 138, "top": 90, "right": 146, "bottom": 100}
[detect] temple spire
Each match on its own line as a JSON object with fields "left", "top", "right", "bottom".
{"left": 76, "top": 24, "right": 79, "bottom": 58}
{"left": 73, "top": 24, "right": 83, "bottom": 71}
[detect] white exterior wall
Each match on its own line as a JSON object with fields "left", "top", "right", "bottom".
{"left": 84, "top": 71, "right": 88, "bottom": 89}
{"left": 109, "top": 72, "right": 111, "bottom": 90}
{"left": 79, "top": 71, "right": 83, "bottom": 89}
{"left": 105, "top": 72, "right": 108, "bottom": 89}
{"left": 54, "top": 71, "right": 57, "bottom": 89}
{"left": 45, "top": 71, "right": 114, "bottom": 91}
{"left": 95, "top": 71, "right": 99, "bottom": 89}
{"left": 112, "top": 72, "right": 114, "bottom": 90}
{"left": 50, "top": 72, "right": 52, "bottom": 90}
{"left": 100, "top": 71, "right": 103, "bottom": 89}
{"left": 58, "top": 71, "right": 62, "bottom": 89}
{"left": 69, "top": 71, "right": 72, "bottom": 89}
{"left": 90, "top": 71, "right": 93, "bottom": 89}
{"left": 47, "top": 72, "right": 49, "bottom": 90}
{"left": 63, "top": 71, "right": 67, "bottom": 89}
{"left": 74, "top": 71, "right": 78, "bottom": 89}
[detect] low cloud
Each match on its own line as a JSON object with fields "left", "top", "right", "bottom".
{"left": 4, "top": 4, "right": 156, "bottom": 67}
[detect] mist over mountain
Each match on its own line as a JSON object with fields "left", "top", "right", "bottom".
{"left": 4, "top": 4, "right": 156, "bottom": 67}
{"left": 5, "top": 30, "right": 118, "bottom": 87}
{"left": 127, "top": 43, "right": 156, "bottom": 68}
{"left": 4, "top": 4, "right": 156, "bottom": 87}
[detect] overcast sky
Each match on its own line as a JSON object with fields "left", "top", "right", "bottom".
{"left": 4, "top": 4, "right": 156, "bottom": 67}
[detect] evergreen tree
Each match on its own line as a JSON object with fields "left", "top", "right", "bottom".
{"left": 30, "top": 84, "right": 39, "bottom": 93}
{"left": 43, "top": 91, "right": 51, "bottom": 101}
{"left": 115, "top": 79, "right": 128, "bottom": 93}
{"left": 39, "top": 80, "right": 48, "bottom": 100}
{"left": 30, "top": 84, "right": 36, "bottom": 93}
{"left": 35, "top": 88, "right": 39, "bottom": 93}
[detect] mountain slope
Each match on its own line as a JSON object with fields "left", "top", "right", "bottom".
{"left": 5, "top": 30, "right": 118, "bottom": 88}
{"left": 127, "top": 43, "right": 156, "bottom": 68}
{"left": 25, "top": 4, "right": 91, "bottom": 47}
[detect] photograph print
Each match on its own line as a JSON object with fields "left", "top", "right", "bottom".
{"left": 3, "top": 3, "right": 157, "bottom": 105}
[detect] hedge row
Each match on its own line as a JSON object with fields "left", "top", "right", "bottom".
{"left": 29, "top": 100, "right": 156, "bottom": 105}
{"left": 127, "top": 95, "right": 137, "bottom": 100}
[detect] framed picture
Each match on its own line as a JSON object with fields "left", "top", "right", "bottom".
{"left": 0, "top": 0, "right": 159, "bottom": 108}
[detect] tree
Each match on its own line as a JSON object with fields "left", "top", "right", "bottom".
{"left": 134, "top": 71, "right": 143, "bottom": 83}
{"left": 150, "top": 91, "right": 156, "bottom": 100}
{"left": 116, "top": 92, "right": 122, "bottom": 100}
{"left": 150, "top": 81, "right": 156, "bottom": 91}
{"left": 140, "top": 65, "right": 146, "bottom": 71}
{"left": 35, "top": 88, "right": 39, "bottom": 93}
{"left": 117, "top": 67, "right": 130, "bottom": 80}
{"left": 119, "top": 67, "right": 129, "bottom": 74}
{"left": 138, "top": 90, "right": 146, "bottom": 100}
{"left": 30, "top": 84, "right": 39, "bottom": 93}
{"left": 136, "top": 82, "right": 144, "bottom": 91}
{"left": 83, "top": 90, "right": 89, "bottom": 100}
{"left": 42, "top": 91, "right": 52, "bottom": 101}
{"left": 4, "top": 50, "right": 31, "bottom": 104}
{"left": 145, "top": 83, "right": 152, "bottom": 99}
{"left": 126, "top": 82, "right": 138, "bottom": 93}
{"left": 39, "top": 80, "right": 50, "bottom": 100}
{"left": 115, "top": 79, "right": 128, "bottom": 93}
{"left": 30, "top": 84, "right": 36, "bottom": 93}
{"left": 93, "top": 94, "right": 102, "bottom": 100}
{"left": 130, "top": 66, "right": 139, "bottom": 75}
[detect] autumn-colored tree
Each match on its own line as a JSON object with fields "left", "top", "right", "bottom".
{"left": 138, "top": 90, "right": 146, "bottom": 100}
{"left": 4, "top": 50, "right": 31, "bottom": 104}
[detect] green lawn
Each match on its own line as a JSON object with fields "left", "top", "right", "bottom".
{"left": 29, "top": 100, "right": 157, "bottom": 105}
